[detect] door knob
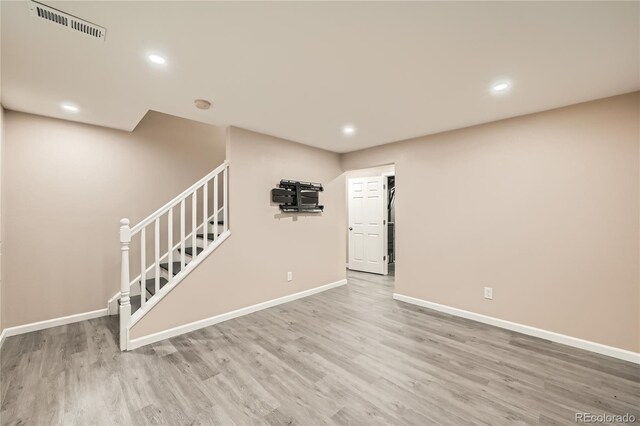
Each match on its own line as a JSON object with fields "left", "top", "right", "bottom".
{"left": 349, "top": 227, "right": 353, "bottom": 231}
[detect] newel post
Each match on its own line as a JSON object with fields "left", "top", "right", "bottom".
{"left": 119, "top": 218, "right": 131, "bottom": 351}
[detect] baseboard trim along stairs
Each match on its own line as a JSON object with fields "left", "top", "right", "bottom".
{"left": 0, "top": 308, "right": 108, "bottom": 346}
{"left": 393, "top": 293, "right": 640, "bottom": 364}
{"left": 117, "top": 160, "right": 231, "bottom": 350}
{"left": 107, "top": 230, "right": 231, "bottom": 326}
{"left": 0, "top": 276, "right": 346, "bottom": 348}
{"left": 128, "top": 278, "right": 348, "bottom": 350}
{"left": 128, "top": 230, "right": 231, "bottom": 328}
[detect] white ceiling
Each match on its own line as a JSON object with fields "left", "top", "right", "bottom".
{"left": 2, "top": 1, "right": 638, "bottom": 153}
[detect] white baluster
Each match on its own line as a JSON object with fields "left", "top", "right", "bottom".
{"left": 192, "top": 190, "right": 197, "bottom": 254}
{"left": 180, "top": 199, "right": 186, "bottom": 270}
{"left": 154, "top": 218, "right": 160, "bottom": 294}
{"left": 213, "top": 174, "right": 218, "bottom": 241}
{"left": 202, "top": 182, "right": 208, "bottom": 251}
{"left": 223, "top": 166, "right": 228, "bottom": 233}
{"left": 140, "top": 227, "right": 146, "bottom": 307}
{"left": 119, "top": 218, "right": 131, "bottom": 351}
{"left": 168, "top": 209, "right": 173, "bottom": 278}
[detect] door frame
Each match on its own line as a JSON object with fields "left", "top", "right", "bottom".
{"left": 346, "top": 170, "right": 395, "bottom": 276}
{"left": 381, "top": 171, "right": 395, "bottom": 276}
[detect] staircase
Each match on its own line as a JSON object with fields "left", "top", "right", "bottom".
{"left": 116, "top": 161, "right": 230, "bottom": 350}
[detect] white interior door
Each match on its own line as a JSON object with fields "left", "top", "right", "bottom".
{"left": 348, "top": 176, "right": 387, "bottom": 275}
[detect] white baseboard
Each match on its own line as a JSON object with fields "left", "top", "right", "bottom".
{"left": 128, "top": 278, "right": 348, "bottom": 350}
{"left": 0, "top": 308, "right": 109, "bottom": 346}
{"left": 393, "top": 293, "right": 640, "bottom": 365}
{"left": 129, "top": 230, "right": 232, "bottom": 328}
{"left": 107, "top": 292, "right": 121, "bottom": 315}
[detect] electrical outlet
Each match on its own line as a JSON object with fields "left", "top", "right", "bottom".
{"left": 484, "top": 287, "right": 493, "bottom": 300}
{"left": 287, "top": 271, "right": 293, "bottom": 282}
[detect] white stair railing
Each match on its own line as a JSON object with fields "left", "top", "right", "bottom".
{"left": 118, "top": 160, "right": 229, "bottom": 350}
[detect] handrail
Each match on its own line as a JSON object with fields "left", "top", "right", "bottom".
{"left": 127, "top": 206, "right": 224, "bottom": 287}
{"left": 128, "top": 220, "right": 206, "bottom": 287}
{"left": 119, "top": 161, "right": 230, "bottom": 351}
{"left": 130, "top": 160, "right": 229, "bottom": 235}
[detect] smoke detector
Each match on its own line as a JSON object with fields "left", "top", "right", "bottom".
{"left": 28, "top": 0, "right": 106, "bottom": 41}
{"left": 194, "top": 99, "right": 212, "bottom": 110}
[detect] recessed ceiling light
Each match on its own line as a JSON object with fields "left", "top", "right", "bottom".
{"left": 148, "top": 54, "right": 166, "bottom": 65}
{"left": 342, "top": 125, "right": 356, "bottom": 136}
{"left": 491, "top": 81, "right": 511, "bottom": 94}
{"left": 61, "top": 103, "right": 79, "bottom": 112}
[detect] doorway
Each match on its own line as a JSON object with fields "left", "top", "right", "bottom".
{"left": 386, "top": 174, "right": 396, "bottom": 276}
{"left": 347, "top": 166, "right": 395, "bottom": 276}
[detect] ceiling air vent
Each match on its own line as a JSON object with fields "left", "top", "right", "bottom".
{"left": 27, "top": 0, "right": 106, "bottom": 41}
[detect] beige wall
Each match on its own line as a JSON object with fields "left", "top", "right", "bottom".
{"left": 131, "top": 127, "right": 346, "bottom": 338}
{"left": 342, "top": 92, "right": 640, "bottom": 352}
{"left": 344, "top": 164, "right": 395, "bottom": 179}
{"left": 0, "top": 105, "right": 4, "bottom": 333}
{"left": 2, "top": 110, "right": 226, "bottom": 328}
{"left": 3, "top": 93, "right": 637, "bottom": 353}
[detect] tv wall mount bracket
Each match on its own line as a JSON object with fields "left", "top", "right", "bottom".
{"left": 271, "top": 179, "right": 324, "bottom": 213}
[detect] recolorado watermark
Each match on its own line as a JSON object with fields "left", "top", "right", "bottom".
{"left": 575, "top": 412, "right": 637, "bottom": 423}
